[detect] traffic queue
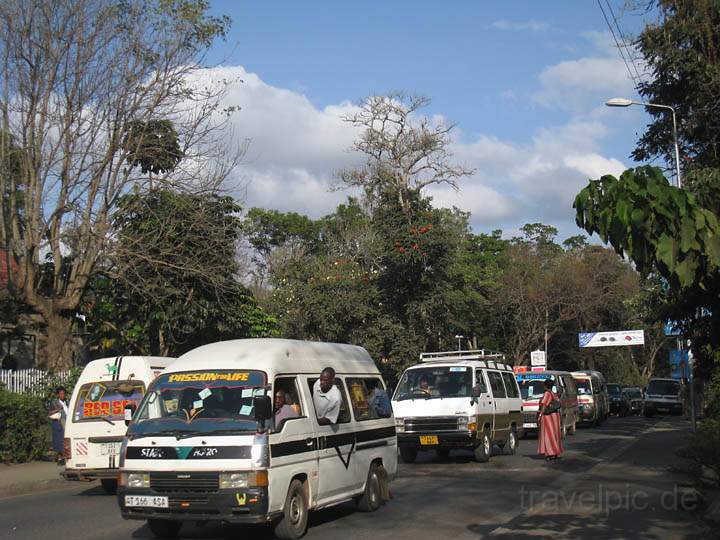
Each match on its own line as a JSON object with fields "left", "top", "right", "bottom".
{"left": 57, "top": 340, "right": 680, "bottom": 539}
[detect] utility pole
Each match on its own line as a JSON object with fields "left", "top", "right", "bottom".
{"left": 544, "top": 308, "right": 548, "bottom": 359}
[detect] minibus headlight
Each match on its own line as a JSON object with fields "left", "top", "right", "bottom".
{"left": 124, "top": 473, "right": 149, "bottom": 488}
{"left": 394, "top": 417, "right": 405, "bottom": 433}
{"left": 219, "top": 471, "right": 268, "bottom": 489}
{"left": 457, "top": 416, "right": 469, "bottom": 429}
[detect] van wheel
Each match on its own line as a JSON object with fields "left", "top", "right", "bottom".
{"left": 273, "top": 479, "right": 309, "bottom": 540}
{"left": 147, "top": 519, "right": 182, "bottom": 539}
{"left": 504, "top": 427, "right": 518, "bottom": 455}
{"left": 473, "top": 431, "right": 491, "bottom": 463}
{"left": 101, "top": 478, "right": 117, "bottom": 494}
{"left": 357, "top": 463, "right": 385, "bottom": 512}
{"left": 399, "top": 447, "right": 417, "bottom": 464}
{"left": 568, "top": 417, "right": 577, "bottom": 436}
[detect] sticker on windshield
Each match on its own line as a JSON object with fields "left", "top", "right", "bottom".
{"left": 449, "top": 367, "right": 467, "bottom": 372}
{"left": 198, "top": 388, "right": 212, "bottom": 399}
{"left": 239, "top": 405, "right": 253, "bottom": 416}
{"left": 241, "top": 388, "right": 253, "bottom": 398}
{"left": 192, "top": 399, "right": 204, "bottom": 410}
{"left": 168, "top": 372, "right": 251, "bottom": 383}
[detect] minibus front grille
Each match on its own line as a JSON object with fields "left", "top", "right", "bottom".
{"left": 523, "top": 412, "right": 537, "bottom": 425}
{"left": 150, "top": 472, "right": 219, "bottom": 493}
{"left": 404, "top": 416, "right": 459, "bottom": 432}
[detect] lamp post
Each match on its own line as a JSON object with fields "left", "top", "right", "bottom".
{"left": 605, "top": 98, "right": 682, "bottom": 188}
{"left": 607, "top": 97, "right": 695, "bottom": 431}
{"left": 454, "top": 334, "right": 464, "bottom": 351}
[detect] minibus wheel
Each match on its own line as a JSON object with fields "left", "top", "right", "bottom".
{"left": 473, "top": 431, "right": 491, "bottom": 463}
{"left": 100, "top": 479, "right": 117, "bottom": 494}
{"left": 357, "top": 463, "right": 385, "bottom": 512}
{"left": 504, "top": 427, "right": 518, "bottom": 455}
{"left": 147, "top": 519, "right": 182, "bottom": 539}
{"left": 273, "top": 479, "right": 309, "bottom": 540}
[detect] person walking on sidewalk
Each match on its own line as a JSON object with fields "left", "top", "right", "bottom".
{"left": 537, "top": 379, "right": 563, "bottom": 461}
{"left": 48, "top": 386, "right": 68, "bottom": 464}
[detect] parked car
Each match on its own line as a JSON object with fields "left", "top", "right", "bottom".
{"left": 622, "top": 387, "right": 643, "bottom": 415}
{"left": 516, "top": 370, "right": 579, "bottom": 438}
{"left": 392, "top": 350, "right": 522, "bottom": 463}
{"left": 571, "top": 371, "right": 608, "bottom": 426}
{"left": 643, "top": 378, "right": 683, "bottom": 416}
{"left": 607, "top": 383, "right": 631, "bottom": 416}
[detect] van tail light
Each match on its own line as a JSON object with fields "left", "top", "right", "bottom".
{"left": 64, "top": 438, "right": 72, "bottom": 460}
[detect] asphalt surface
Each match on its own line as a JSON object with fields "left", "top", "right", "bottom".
{"left": 0, "top": 415, "right": 708, "bottom": 540}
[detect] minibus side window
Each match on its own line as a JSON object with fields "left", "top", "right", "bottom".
{"left": 475, "top": 370, "right": 488, "bottom": 394}
{"left": 306, "top": 377, "right": 352, "bottom": 424}
{"left": 487, "top": 371, "right": 507, "bottom": 398}
{"left": 501, "top": 372, "right": 520, "bottom": 398}
{"left": 273, "top": 377, "right": 304, "bottom": 431}
{"left": 346, "top": 378, "right": 391, "bottom": 421}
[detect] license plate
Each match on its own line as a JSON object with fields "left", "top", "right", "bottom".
{"left": 523, "top": 422, "right": 537, "bottom": 428}
{"left": 419, "top": 435, "right": 438, "bottom": 445}
{"left": 125, "top": 495, "right": 168, "bottom": 508}
{"left": 100, "top": 442, "right": 120, "bottom": 456}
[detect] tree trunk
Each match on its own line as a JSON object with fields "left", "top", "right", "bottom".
{"left": 42, "top": 314, "right": 76, "bottom": 370}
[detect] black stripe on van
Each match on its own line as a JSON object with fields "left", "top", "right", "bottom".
{"left": 270, "top": 425, "right": 396, "bottom": 459}
{"left": 126, "top": 446, "right": 252, "bottom": 460}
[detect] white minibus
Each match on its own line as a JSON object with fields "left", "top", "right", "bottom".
{"left": 117, "top": 339, "right": 396, "bottom": 539}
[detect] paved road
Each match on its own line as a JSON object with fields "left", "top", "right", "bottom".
{"left": 0, "top": 416, "right": 708, "bottom": 539}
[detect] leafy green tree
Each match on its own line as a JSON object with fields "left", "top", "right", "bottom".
{"left": 82, "top": 189, "right": 277, "bottom": 357}
{"left": 123, "top": 120, "right": 184, "bottom": 175}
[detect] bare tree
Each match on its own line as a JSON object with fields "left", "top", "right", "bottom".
{"left": 337, "top": 92, "right": 473, "bottom": 215}
{"left": 0, "top": 0, "right": 241, "bottom": 368}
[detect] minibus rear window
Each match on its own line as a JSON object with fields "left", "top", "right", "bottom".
{"left": 73, "top": 380, "right": 145, "bottom": 422}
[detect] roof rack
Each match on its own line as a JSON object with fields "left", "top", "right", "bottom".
{"left": 420, "top": 350, "right": 506, "bottom": 363}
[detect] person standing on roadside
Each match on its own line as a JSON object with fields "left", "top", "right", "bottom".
{"left": 537, "top": 379, "right": 563, "bottom": 461}
{"left": 313, "top": 367, "right": 341, "bottom": 425}
{"left": 48, "top": 386, "right": 69, "bottom": 464}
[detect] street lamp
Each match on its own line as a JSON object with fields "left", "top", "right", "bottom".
{"left": 605, "top": 97, "right": 682, "bottom": 188}
{"left": 454, "top": 334, "right": 464, "bottom": 351}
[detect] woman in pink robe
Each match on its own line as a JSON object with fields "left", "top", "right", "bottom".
{"left": 537, "top": 379, "right": 563, "bottom": 461}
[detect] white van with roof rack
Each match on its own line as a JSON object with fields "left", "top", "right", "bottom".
{"left": 391, "top": 350, "right": 523, "bottom": 463}
{"left": 117, "top": 339, "right": 396, "bottom": 540}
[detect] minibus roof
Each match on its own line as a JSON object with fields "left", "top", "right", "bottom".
{"left": 167, "top": 338, "right": 379, "bottom": 377}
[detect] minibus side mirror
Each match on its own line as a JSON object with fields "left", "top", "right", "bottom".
{"left": 124, "top": 403, "right": 137, "bottom": 426}
{"left": 253, "top": 395, "right": 272, "bottom": 422}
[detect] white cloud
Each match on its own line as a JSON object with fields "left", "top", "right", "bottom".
{"left": 492, "top": 20, "right": 550, "bottom": 32}
{"left": 195, "top": 65, "right": 627, "bottom": 236}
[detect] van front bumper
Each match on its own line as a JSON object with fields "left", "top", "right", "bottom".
{"left": 63, "top": 468, "right": 118, "bottom": 481}
{"left": 118, "top": 486, "right": 274, "bottom": 524}
{"left": 644, "top": 400, "right": 682, "bottom": 415}
{"left": 398, "top": 431, "right": 477, "bottom": 449}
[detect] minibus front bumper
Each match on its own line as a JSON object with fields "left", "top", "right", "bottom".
{"left": 63, "top": 467, "right": 118, "bottom": 481}
{"left": 398, "top": 431, "right": 477, "bottom": 449}
{"left": 118, "top": 486, "right": 276, "bottom": 524}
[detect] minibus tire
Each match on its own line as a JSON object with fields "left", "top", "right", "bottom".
{"left": 273, "top": 479, "right": 309, "bottom": 540}
{"left": 357, "top": 463, "right": 383, "bottom": 512}
{"left": 504, "top": 427, "right": 518, "bottom": 455}
{"left": 100, "top": 479, "right": 117, "bottom": 494}
{"left": 473, "top": 431, "right": 491, "bottom": 463}
{"left": 399, "top": 447, "right": 417, "bottom": 464}
{"left": 568, "top": 417, "right": 577, "bottom": 435}
{"left": 147, "top": 519, "right": 182, "bottom": 539}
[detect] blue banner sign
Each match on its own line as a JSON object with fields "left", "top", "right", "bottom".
{"left": 669, "top": 350, "right": 689, "bottom": 379}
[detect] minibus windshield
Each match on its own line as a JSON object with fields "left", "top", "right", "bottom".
{"left": 574, "top": 379, "right": 592, "bottom": 395}
{"left": 646, "top": 379, "right": 680, "bottom": 397}
{"left": 73, "top": 380, "right": 145, "bottom": 423}
{"left": 393, "top": 366, "right": 472, "bottom": 400}
{"left": 518, "top": 379, "right": 549, "bottom": 400}
{"left": 128, "top": 370, "right": 267, "bottom": 438}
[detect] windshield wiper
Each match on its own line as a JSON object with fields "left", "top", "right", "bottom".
{"left": 99, "top": 417, "right": 115, "bottom": 426}
{"left": 130, "top": 430, "right": 196, "bottom": 441}
{"left": 177, "top": 428, "right": 251, "bottom": 439}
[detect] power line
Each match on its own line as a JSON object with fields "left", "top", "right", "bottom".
{"left": 597, "top": 0, "right": 642, "bottom": 91}
{"left": 605, "top": 0, "right": 646, "bottom": 87}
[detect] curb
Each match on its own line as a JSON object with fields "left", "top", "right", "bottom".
{"left": 2, "top": 476, "right": 88, "bottom": 498}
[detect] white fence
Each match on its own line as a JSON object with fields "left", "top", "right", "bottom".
{"left": 0, "top": 369, "right": 71, "bottom": 394}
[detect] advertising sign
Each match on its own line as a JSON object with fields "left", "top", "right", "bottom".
{"left": 578, "top": 330, "right": 645, "bottom": 348}
{"left": 669, "top": 350, "right": 689, "bottom": 379}
{"left": 530, "top": 350, "right": 546, "bottom": 367}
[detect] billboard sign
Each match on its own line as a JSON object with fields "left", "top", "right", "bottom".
{"left": 530, "top": 350, "right": 546, "bottom": 367}
{"left": 578, "top": 330, "right": 645, "bottom": 348}
{"left": 669, "top": 350, "right": 689, "bottom": 379}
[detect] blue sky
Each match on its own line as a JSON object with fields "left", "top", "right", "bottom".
{"left": 205, "top": 1, "right": 660, "bottom": 240}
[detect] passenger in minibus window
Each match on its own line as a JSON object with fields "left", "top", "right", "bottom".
{"left": 313, "top": 367, "right": 341, "bottom": 425}
{"left": 273, "top": 390, "right": 298, "bottom": 430}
